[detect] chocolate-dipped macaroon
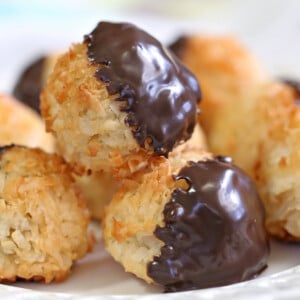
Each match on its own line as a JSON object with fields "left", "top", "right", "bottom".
{"left": 13, "top": 54, "right": 59, "bottom": 114}
{"left": 102, "top": 151, "right": 269, "bottom": 292}
{"left": 41, "top": 22, "right": 201, "bottom": 176}
{"left": 169, "top": 35, "right": 300, "bottom": 242}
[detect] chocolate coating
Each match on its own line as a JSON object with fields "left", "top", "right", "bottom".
{"left": 84, "top": 22, "right": 200, "bottom": 156}
{"left": 13, "top": 56, "right": 46, "bottom": 114}
{"left": 148, "top": 157, "right": 269, "bottom": 292}
{"left": 169, "top": 36, "right": 188, "bottom": 59}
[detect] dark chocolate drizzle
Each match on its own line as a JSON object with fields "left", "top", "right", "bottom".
{"left": 84, "top": 22, "right": 200, "bottom": 156}
{"left": 12, "top": 56, "right": 46, "bottom": 114}
{"left": 169, "top": 36, "right": 188, "bottom": 59}
{"left": 148, "top": 157, "right": 269, "bottom": 292}
{"left": 280, "top": 78, "right": 300, "bottom": 104}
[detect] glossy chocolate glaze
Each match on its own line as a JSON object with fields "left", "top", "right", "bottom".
{"left": 148, "top": 157, "right": 269, "bottom": 292}
{"left": 84, "top": 22, "right": 200, "bottom": 156}
{"left": 169, "top": 36, "right": 188, "bottom": 59}
{"left": 13, "top": 56, "right": 46, "bottom": 114}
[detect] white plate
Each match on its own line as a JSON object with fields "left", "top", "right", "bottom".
{"left": 3, "top": 223, "right": 299, "bottom": 300}
{"left": 0, "top": 1, "right": 300, "bottom": 299}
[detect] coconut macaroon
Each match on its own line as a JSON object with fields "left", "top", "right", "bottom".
{"left": 73, "top": 171, "right": 119, "bottom": 220}
{"left": 0, "top": 94, "right": 54, "bottom": 152}
{"left": 255, "top": 84, "right": 300, "bottom": 241}
{"left": 102, "top": 151, "right": 269, "bottom": 292}
{"left": 169, "top": 35, "right": 270, "bottom": 179}
{"left": 0, "top": 145, "right": 91, "bottom": 283}
{"left": 13, "top": 53, "right": 60, "bottom": 114}
{"left": 170, "top": 35, "right": 266, "bottom": 142}
{"left": 170, "top": 35, "right": 300, "bottom": 241}
{"left": 74, "top": 123, "right": 207, "bottom": 221}
{"left": 41, "top": 21, "right": 201, "bottom": 176}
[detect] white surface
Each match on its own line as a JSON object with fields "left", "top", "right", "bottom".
{"left": 0, "top": 1, "right": 300, "bottom": 298}
{"left": 2, "top": 232, "right": 300, "bottom": 300}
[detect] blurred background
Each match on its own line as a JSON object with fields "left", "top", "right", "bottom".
{"left": 0, "top": 0, "right": 300, "bottom": 92}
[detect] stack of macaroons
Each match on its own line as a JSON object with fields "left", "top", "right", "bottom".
{"left": 40, "top": 21, "right": 269, "bottom": 292}
{"left": 12, "top": 53, "right": 122, "bottom": 220}
{"left": 170, "top": 35, "right": 300, "bottom": 242}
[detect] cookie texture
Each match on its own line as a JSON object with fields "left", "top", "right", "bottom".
{"left": 74, "top": 123, "right": 206, "bottom": 220}
{"left": 0, "top": 146, "right": 91, "bottom": 282}
{"left": 0, "top": 94, "right": 54, "bottom": 152}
